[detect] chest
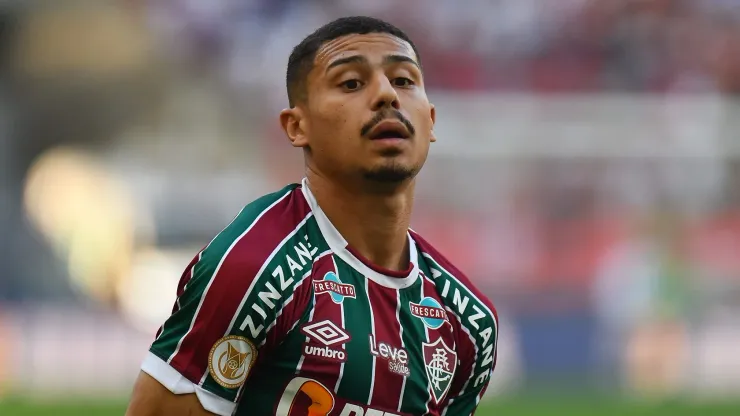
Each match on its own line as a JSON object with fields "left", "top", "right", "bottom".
{"left": 286, "top": 257, "right": 459, "bottom": 414}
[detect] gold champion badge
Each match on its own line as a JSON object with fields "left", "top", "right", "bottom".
{"left": 208, "top": 335, "right": 257, "bottom": 389}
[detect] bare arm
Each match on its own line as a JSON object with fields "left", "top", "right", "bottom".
{"left": 125, "top": 371, "right": 216, "bottom": 416}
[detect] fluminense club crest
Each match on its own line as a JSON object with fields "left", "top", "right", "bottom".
{"left": 422, "top": 337, "right": 457, "bottom": 404}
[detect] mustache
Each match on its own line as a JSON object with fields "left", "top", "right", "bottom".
{"left": 360, "top": 110, "right": 416, "bottom": 137}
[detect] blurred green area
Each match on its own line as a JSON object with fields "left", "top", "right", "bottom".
{"left": 1, "top": 397, "right": 739, "bottom": 416}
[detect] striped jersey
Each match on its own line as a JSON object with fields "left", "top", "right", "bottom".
{"left": 142, "top": 179, "right": 499, "bottom": 416}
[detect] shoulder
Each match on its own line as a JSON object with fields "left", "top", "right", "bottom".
{"left": 412, "top": 230, "right": 499, "bottom": 387}
{"left": 411, "top": 230, "right": 497, "bottom": 320}
{"left": 411, "top": 229, "right": 498, "bottom": 346}
{"left": 181, "top": 183, "right": 319, "bottom": 340}
{"left": 198, "top": 183, "right": 312, "bottom": 271}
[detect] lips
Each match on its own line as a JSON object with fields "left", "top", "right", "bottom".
{"left": 368, "top": 120, "right": 411, "bottom": 140}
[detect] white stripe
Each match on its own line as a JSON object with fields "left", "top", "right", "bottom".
{"left": 366, "top": 278, "right": 377, "bottom": 405}
{"left": 313, "top": 250, "right": 334, "bottom": 263}
{"left": 423, "top": 274, "right": 479, "bottom": 375}
{"left": 301, "top": 178, "right": 420, "bottom": 289}
{"left": 442, "top": 304, "right": 477, "bottom": 391}
{"left": 440, "top": 314, "right": 477, "bottom": 416}
{"left": 420, "top": 277, "right": 432, "bottom": 414}
{"left": 422, "top": 281, "right": 483, "bottom": 416}
{"left": 223, "top": 212, "right": 314, "bottom": 337}
{"left": 422, "top": 253, "right": 499, "bottom": 410}
{"left": 162, "top": 205, "right": 245, "bottom": 345}
{"left": 294, "top": 306, "right": 316, "bottom": 374}
{"left": 258, "top": 269, "right": 313, "bottom": 348}
{"left": 156, "top": 251, "right": 203, "bottom": 343}
{"left": 421, "top": 252, "right": 498, "bottom": 337}
{"left": 333, "top": 255, "right": 346, "bottom": 393}
{"left": 294, "top": 250, "right": 331, "bottom": 375}
{"left": 166, "top": 194, "right": 289, "bottom": 364}
{"left": 141, "top": 352, "right": 236, "bottom": 416}
{"left": 396, "top": 289, "right": 407, "bottom": 413}
{"left": 420, "top": 276, "right": 457, "bottom": 349}
{"left": 200, "top": 211, "right": 314, "bottom": 384}
{"left": 421, "top": 272, "right": 474, "bottom": 412}
{"left": 260, "top": 250, "right": 333, "bottom": 348}
{"left": 258, "top": 248, "right": 332, "bottom": 345}
{"left": 422, "top": 272, "right": 477, "bottom": 415}
{"left": 183, "top": 205, "right": 246, "bottom": 294}
{"left": 180, "top": 252, "right": 203, "bottom": 304}
{"left": 275, "top": 377, "right": 332, "bottom": 416}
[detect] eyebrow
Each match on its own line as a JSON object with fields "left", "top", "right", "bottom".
{"left": 325, "top": 54, "right": 420, "bottom": 73}
{"left": 383, "top": 54, "right": 420, "bottom": 68}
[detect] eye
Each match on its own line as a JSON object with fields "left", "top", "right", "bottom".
{"left": 392, "top": 77, "right": 414, "bottom": 87}
{"left": 340, "top": 79, "right": 362, "bottom": 91}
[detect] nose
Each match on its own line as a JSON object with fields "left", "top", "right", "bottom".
{"left": 371, "top": 75, "right": 400, "bottom": 111}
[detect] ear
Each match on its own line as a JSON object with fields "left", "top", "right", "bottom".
{"left": 429, "top": 103, "right": 437, "bottom": 143}
{"left": 279, "top": 107, "right": 309, "bottom": 148}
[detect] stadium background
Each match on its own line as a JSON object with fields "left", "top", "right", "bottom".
{"left": 1, "top": 0, "right": 740, "bottom": 415}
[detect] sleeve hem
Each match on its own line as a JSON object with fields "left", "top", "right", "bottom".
{"left": 141, "top": 351, "right": 237, "bottom": 416}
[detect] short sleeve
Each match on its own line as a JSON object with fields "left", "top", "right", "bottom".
{"left": 141, "top": 189, "right": 317, "bottom": 415}
{"left": 440, "top": 306, "right": 498, "bottom": 416}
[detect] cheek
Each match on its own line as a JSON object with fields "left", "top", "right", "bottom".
{"left": 403, "top": 93, "right": 429, "bottom": 120}
{"left": 321, "top": 103, "right": 358, "bottom": 138}
{"left": 411, "top": 104, "right": 433, "bottom": 134}
{"left": 310, "top": 106, "right": 359, "bottom": 157}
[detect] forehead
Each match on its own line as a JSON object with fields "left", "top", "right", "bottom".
{"left": 314, "top": 33, "right": 417, "bottom": 70}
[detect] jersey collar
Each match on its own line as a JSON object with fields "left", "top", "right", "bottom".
{"left": 301, "top": 178, "right": 420, "bottom": 290}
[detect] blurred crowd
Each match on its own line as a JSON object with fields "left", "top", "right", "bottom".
{"left": 136, "top": 0, "right": 740, "bottom": 95}
{"left": 1, "top": 0, "right": 740, "bottom": 399}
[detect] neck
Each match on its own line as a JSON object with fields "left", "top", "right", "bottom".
{"left": 306, "top": 170, "right": 414, "bottom": 273}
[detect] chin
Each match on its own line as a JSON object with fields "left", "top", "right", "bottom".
{"left": 361, "top": 163, "right": 419, "bottom": 183}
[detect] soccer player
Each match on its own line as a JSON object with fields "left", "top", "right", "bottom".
{"left": 126, "top": 16, "right": 498, "bottom": 416}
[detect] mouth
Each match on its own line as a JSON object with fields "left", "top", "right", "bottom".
{"left": 368, "top": 120, "right": 411, "bottom": 140}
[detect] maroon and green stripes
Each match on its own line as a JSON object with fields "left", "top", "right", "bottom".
{"left": 295, "top": 252, "right": 345, "bottom": 387}
{"left": 367, "top": 280, "right": 407, "bottom": 411}
{"left": 150, "top": 185, "right": 295, "bottom": 366}
{"left": 150, "top": 184, "right": 327, "bottom": 402}
{"left": 199, "top": 206, "right": 326, "bottom": 399}
{"left": 396, "top": 279, "right": 433, "bottom": 414}
{"left": 149, "top": 183, "right": 498, "bottom": 416}
{"left": 154, "top": 252, "right": 200, "bottom": 340}
{"left": 333, "top": 257, "right": 375, "bottom": 403}
{"left": 414, "top": 230, "right": 499, "bottom": 416}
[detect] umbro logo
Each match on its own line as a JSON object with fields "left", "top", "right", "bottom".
{"left": 301, "top": 320, "right": 351, "bottom": 346}
{"left": 301, "top": 320, "right": 350, "bottom": 363}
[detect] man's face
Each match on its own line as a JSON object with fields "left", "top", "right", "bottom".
{"left": 282, "top": 33, "right": 436, "bottom": 184}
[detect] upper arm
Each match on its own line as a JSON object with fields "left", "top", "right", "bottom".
{"left": 440, "top": 357, "right": 494, "bottom": 416}
{"left": 136, "top": 193, "right": 317, "bottom": 415}
{"left": 414, "top": 241, "right": 500, "bottom": 416}
{"left": 441, "top": 305, "right": 499, "bottom": 416}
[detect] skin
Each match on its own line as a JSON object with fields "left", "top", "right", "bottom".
{"left": 125, "top": 32, "right": 435, "bottom": 416}
{"left": 280, "top": 32, "right": 436, "bottom": 272}
{"left": 125, "top": 372, "right": 214, "bottom": 416}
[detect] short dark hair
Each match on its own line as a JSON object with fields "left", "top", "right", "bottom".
{"left": 286, "top": 16, "right": 421, "bottom": 107}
